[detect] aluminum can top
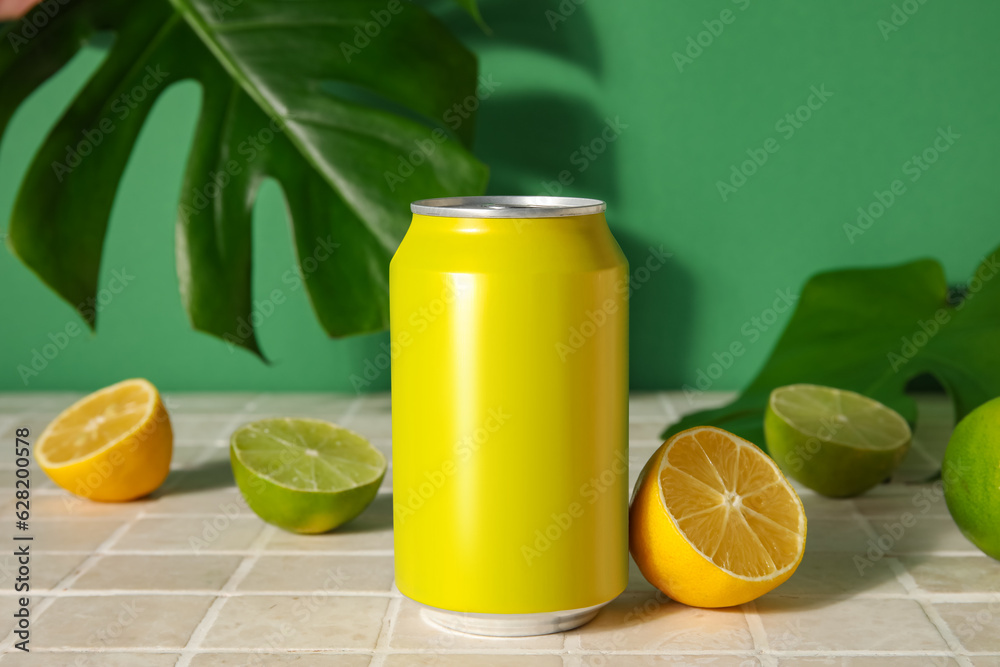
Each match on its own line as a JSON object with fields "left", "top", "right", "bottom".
{"left": 410, "top": 196, "right": 606, "bottom": 218}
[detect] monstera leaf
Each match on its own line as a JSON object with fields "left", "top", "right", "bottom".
{"left": 1, "top": 0, "right": 488, "bottom": 357}
{"left": 666, "top": 247, "right": 1000, "bottom": 450}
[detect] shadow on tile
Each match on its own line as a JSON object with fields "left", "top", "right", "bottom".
{"left": 335, "top": 491, "right": 393, "bottom": 534}
{"left": 152, "top": 458, "right": 235, "bottom": 497}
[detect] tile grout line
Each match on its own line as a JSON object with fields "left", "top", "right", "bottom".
{"left": 369, "top": 585, "right": 402, "bottom": 667}
{"left": 853, "top": 503, "right": 970, "bottom": 666}
{"left": 888, "top": 559, "right": 975, "bottom": 667}
{"left": 172, "top": 394, "right": 278, "bottom": 667}
{"left": 741, "top": 600, "right": 776, "bottom": 667}
{"left": 174, "top": 523, "right": 277, "bottom": 667}
{"left": 0, "top": 502, "right": 149, "bottom": 651}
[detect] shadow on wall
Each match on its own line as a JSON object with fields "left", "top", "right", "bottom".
{"left": 615, "top": 231, "right": 693, "bottom": 392}
{"left": 345, "top": 0, "right": 690, "bottom": 393}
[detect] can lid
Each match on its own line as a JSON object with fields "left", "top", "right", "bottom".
{"left": 410, "top": 196, "right": 606, "bottom": 218}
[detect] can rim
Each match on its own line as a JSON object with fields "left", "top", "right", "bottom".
{"left": 410, "top": 196, "right": 606, "bottom": 218}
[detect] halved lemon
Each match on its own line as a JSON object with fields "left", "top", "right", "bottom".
{"left": 34, "top": 379, "right": 173, "bottom": 501}
{"left": 630, "top": 426, "right": 806, "bottom": 607}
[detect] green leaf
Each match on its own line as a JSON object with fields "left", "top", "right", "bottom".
{"left": 2, "top": 0, "right": 487, "bottom": 357}
{"left": 664, "top": 247, "right": 1000, "bottom": 450}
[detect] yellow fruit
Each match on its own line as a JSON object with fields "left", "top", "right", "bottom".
{"left": 630, "top": 426, "right": 806, "bottom": 607}
{"left": 34, "top": 379, "right": 172, "bottom": 501}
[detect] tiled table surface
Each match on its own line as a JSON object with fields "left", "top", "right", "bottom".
{"left": 0, "top": 391, "right": 997, "bottom": 667}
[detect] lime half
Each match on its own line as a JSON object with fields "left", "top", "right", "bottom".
{"left": 764, "top": 384, "right": 911, "bottom": 497}
{"left": 231, "top": 418, "right": 386, "bottom": 534}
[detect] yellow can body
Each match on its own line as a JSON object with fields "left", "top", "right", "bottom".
{"left": 391, "top": 197, "right": 628, "bottom": 615}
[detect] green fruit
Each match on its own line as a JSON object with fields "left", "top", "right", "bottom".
{"left": 764, "top": 384, "right": 911, "bottom": 498}
{"left": 230, "top": 418, "right": 386, "bottom": 534}
{"left": 942, "top": 396, "right": 1000, "bottom": 560}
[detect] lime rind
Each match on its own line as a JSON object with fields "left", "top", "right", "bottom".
{"left": 769, "top": 384, "right": 911, "bottom": 452}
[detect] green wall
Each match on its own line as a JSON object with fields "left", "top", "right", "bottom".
{"left": 2, "top": 0, "right": 998, "bottom": 392}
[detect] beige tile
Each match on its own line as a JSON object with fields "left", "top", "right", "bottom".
{"left": 777, "top": 658, "right": 959, "bottom": 667}
{"left": 74, "top": 554, "right": 242, "bottom": 590}
{"left": 189, "top": 655, "right": 370, "bottom": 667}
{"left": 757, "top": 597, "right": 949, "bottom": 651}
{"left": 171, "top": 415, "right": 238, "bottom": 443}
{"left": 355, "top": 393, "right": 391, "bottom": 414}
{"left": 33, "top": 595, "right": 214, "bottom": 648}
{"left": 0, "top": 393, "right": 83, "bottom": 412}
{"left": 766, "top": 551, "right": 905, "bottom": 597}
{"left": 629, "top": 393, "right": 669, "bottom": 417}
{"left": 112, "top": 516, "right": 263, "bottom": 552}
{"left": 970, "top": 658, "right": 1000, "bottom": 667}
{"left": 935, "top": 601, "right": 1000, "bottom": 652}
{"left": 880, "top": 517, "right": 978, "bottom": 554}
{"left": 803, "top": 519, "right": 872, "bottom": 553}
{"left": 238, "top": 555, "right": 394, "bottom": 592}
{"left": 155, "top": 463, "right": 240, "bottom": 499}
{"left": 32, "top": 493, "right": 150, "bottom": 519}
{"left": 853, "top": 486, "right": 950, "bottom": 518}
{"left": 387, "top": 657, "right": 562, "bottom": 667}
{"left": 2, "top": 654, "right": 180, "bottom": 667}
{"left": 33, "top": 518, "right": 124, "bottom": 551}
{"left": 146, "top": 487, "right": 252, "bottom": 515}
{"left": 171, "top": 444, "right": 226, "bottom": 468}
{"left": 264, "top": 493, "right": 392, "bottom": 552}
{"left": 903, "top": 555, "right": 1000, "bottom": 593}
{"left": 163, "top": 392, "right": 257, "bottom": 414}
{"left": 628, "top": 421, "right": 666, "bottom": 440}
{"left": 245, "top": 393, "right": 356, "bottom": 419}
{"left": 572, "top": 591, "right": 753, "bottom": 651}
{"left": 567, "top": 658, "right": 758, "bottom": 667}
{"left": 201, "top": 595, "right": 387, "bottom": 649}
{"left": 0, "top": 552, "right": 86, "bottom": 590}
{"left": 341, "top": 414, "right": 392, "bottom": 439}
{"left": 0, "top": 596, "right": 40, "bottom": 636}
{"left": 391, "top": 598, "right": 564, "bottom": 650}
{"left": 797, "top": 493, "right": 857, "bottom": 519}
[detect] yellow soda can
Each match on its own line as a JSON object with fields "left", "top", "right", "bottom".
{"left": 391, "top": 196, "right": 628, "bottom": 636}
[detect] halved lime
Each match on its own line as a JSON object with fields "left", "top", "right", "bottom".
{"left": 231, "top": 418, "right": 386, "bottom": 534}
{"left": 764, "top": 384, "right": 911, "bottom": 497}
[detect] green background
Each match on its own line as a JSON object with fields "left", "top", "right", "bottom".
{"left": 2, "top": 0, "right": 998, "bottom": 392}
